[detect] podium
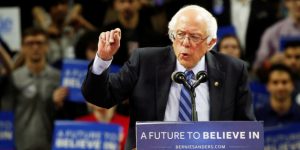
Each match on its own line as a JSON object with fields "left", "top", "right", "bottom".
{"left": 136, "top": 121, "right": 263, "bottom": 150}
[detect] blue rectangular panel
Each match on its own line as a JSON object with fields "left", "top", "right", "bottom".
{"left": 136, "top": 121, "right": 263, "bottom": 150}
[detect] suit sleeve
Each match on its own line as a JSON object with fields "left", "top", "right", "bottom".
{"left": 81, "top": 50, "right": 140, "bottom": 108}
{"left": 234, "top": 63, "right": 256, "bottom": 121}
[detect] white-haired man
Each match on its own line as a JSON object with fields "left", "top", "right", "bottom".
{"left": 82, "top": 5, "right": 255, "bottom": 150}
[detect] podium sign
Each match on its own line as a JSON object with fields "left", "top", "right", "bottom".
{"left": 52, "top": 121, "right": 122, "bottom": 150}
{"left": 136, "top": 121, "right": 263, "bottom": 150}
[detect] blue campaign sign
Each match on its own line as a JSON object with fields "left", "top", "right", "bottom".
{"left": 217, "top": 25, "right": 236, "bottom": 40}
{"left": 264, "top": 123, "right": 300, "bottom": 149}
{"left": 136, "top": 121, "right": 263, "bottom": 150}
{"left": 61, "top": 59, "right": 89, "bottom": 102}
{"left": 0, "top": 111, "right": 15, "bottom": 150}
{"left": 280, "top": 36, "right": 300, "bottom": 51}
{"left": 52, "top": 121, "right": 122, "bottom": 150}
{"left": 61, "top": 59, "right": 121, "bottom": 102}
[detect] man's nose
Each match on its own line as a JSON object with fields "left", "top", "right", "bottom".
{"left": 277, "top": 83, "right": 286, "bottom": 89}
{"left": 31, "top": 44, "right": 40, "bottom": 50}
{"left": 181, "top": 36, "right": 191, "bottom": 47}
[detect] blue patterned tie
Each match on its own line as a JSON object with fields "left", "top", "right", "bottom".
{"left": 178, "top": 70, "right": 194, "bottom": 121}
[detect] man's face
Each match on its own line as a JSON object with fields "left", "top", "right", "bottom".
{"left": 22, "top": 34, "right": 48, "bottom": 63}
{"left": 284, "top": 47, "right": 300, "bottom": 73}
{"left": 267, "top": 71, "right": 294, "bottom": 102}
{"left": 172, "top": 11, "right": 215, "bottom": 69}
{"left": 50, "top": 2, "right": 68, "bottom": 24}
{"left": 285, "top": 0, "right": 300, "bottom": 20}
{"left": 114, "top": 0, "right": 141, "bottom": 21}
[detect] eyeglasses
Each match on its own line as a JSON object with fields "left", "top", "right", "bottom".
{"left": 174, "top": 30, "right": 208, "bottom": 43}
{"left": 23, "top": 41, "right": 47, "bottom": 47}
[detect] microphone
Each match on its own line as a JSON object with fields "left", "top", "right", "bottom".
{"left": 192, "top": 71, "right": 208, "bottom": 88}
{"left": 171, "top": 71, "right": 191, "bottom": 90}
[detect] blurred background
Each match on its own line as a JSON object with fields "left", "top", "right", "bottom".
{"left": 0, "top": 0, "right": 300, "bottom": 149}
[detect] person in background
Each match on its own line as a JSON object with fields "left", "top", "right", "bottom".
{"left": 32, "top": 0, "right": 96, "bottom": 65}
{"left": 1, "top": 28, "right": 66, "bottom": 150}
{"left": 253, "top": 0, "right": 300, "bottom": 71}
{"left": 253, "top": 40, "right": 300, "bottom": 112}
{"left": 82, "top": 5, "right": 255, "bottom": 149}
{"left": 217, "top": 34, "right": 243, "bottom": 59}
{"left": 282, "top": 40, "right": 300, "bottom": 77}
{"left": 103, "top": 0, "right": 169, "bottom": 66}
{"left": 255, "top": 64, "right": 300, "bottom": 127}
{"left": 76, "top": 104, "right": 129, "bottom": 150}
{"left": 74, "top": 0, "right": 109, "bottom": 28}
{"left": 283, "top": 40, "right": 300, "bottom": 94}
{"left": 205, "top": 0, "right": 278, "bottom": 66}
{"left": 0, "top": 42, "right": 13, "bottom": 108}
{"left": 282, "top": 39, "right": 300, "bottom": 112}
{"left": 262, "top": 39, "right": 300, "bottom": 91}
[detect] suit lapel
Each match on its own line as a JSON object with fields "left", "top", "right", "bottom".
{"left": 206, "top": 52, "right": 226, "bottom": 120}
{"left": 155, "top": 47, "right": 176, "bottom": 120}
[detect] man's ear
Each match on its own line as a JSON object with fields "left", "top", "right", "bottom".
{"left": 207, "top": 38, "right": 217, "bottom": 51}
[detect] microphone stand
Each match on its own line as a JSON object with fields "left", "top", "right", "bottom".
{"left": 190, "top": 86, "right": 198, "bottom": 121}
{"left": 190, "top": 72, "right": 208, "bottom": 121}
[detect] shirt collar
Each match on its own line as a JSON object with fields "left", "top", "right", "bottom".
{"left": 24, "top": 65, "right": 50, "bottom": 78}
{"left": 267, "top": 101, "right": 299, "bottom": 118}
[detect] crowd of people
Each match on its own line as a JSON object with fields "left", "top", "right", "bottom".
{"left": 1, "top": 0, "right": 300, "bottom": 149}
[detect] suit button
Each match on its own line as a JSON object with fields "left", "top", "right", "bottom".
{"left": 214, "top": 81, "right": 219, "bottom": 87}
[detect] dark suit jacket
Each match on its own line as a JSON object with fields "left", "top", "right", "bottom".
{"left": 81, "top": 46, "right": 255, "bottom": 149}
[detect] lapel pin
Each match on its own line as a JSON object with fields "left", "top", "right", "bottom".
{"left": 214, "top": 81, "right": 219, "bottom": 87}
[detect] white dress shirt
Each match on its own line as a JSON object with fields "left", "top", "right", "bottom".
{"left": 230, "top": 0, "right": 251, "bottom": 49}
{"left": 164, "top": 56, "right": 210, "bottom": 121}
{"left": 91, "top": 53, "right": 112, "bottom": 75}
{"left": 91, "top": 54, "right": 210, "bottom": 121}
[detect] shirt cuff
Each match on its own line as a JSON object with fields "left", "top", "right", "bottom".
{"left": 91, "top": 53, "right": 112, "bottom": 75}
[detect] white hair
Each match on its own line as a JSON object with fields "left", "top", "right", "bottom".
{"left": 168, "top": 5, "right": 218, "bottom": 48}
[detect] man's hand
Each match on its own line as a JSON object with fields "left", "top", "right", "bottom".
{"left": 53, "top": 87, "right": 68, "bottom": 108}
{"left": 97, "top": 28, "right": 121, "bottom": 61}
